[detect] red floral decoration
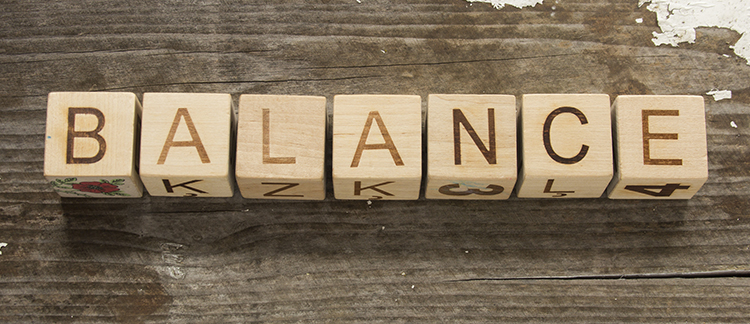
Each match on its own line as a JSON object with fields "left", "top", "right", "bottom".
{"left": 72, "top": 182, "right": 120, "bottom": 194}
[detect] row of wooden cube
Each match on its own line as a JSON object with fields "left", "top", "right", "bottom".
{"left": 44, "top": 92, "right": 708, "bottom": 200}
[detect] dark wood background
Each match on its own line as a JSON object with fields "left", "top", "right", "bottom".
{"left": 2, "top": 0, "right": 749, "bottom": 322}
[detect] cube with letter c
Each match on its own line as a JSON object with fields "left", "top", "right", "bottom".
{"left": 44, "top": 92, "right": 143, "bottom": 198}
{"left": 517, "top": 94, "right": 613, "bottom": 198}
{"left": 607, "top": 95, "right": 708, "bottom": 199}
{"left": 139, "top": 93, "right": 234, "bottom": 197}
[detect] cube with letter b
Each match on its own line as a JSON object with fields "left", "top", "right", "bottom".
{"left": 517, "top": 94, "right": 613, "bottom": 198}
{"left": 607, "top": 95, "right": 708, "bottom": 199}
{"left": 425, "top": 94, "right": 517, "bottom": 199}
{"left": 44, "top": 92, "right": 143, "bottom": 198}
{"left": 139, "top": 93, "right": 234, "bottom": 197}
{"left": 333, "top": 95, "right": 422, "bottom": 200}
{"left": 235, "top": 95, "right": 326, "bottom": 200}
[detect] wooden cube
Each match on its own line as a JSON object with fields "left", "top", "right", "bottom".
{"left": 235, "top": 95, "right": 326, "bottom": 200}
{"left": 333, "top": 95, "right": 422, "bottom": 200}
{"left": 139, "top": 93, "right": 234, "bottom": 197}
{"left": 425, "top": 94, "right": 517, "bottom": 199}
{"left": 517, "top": 94, "right": 613, "bottom": 198}
{"left": 607, "top": 95, "right": 708, "bottom": 199}
{"left": 44, "top": 92, "right": 143, "bottom": 198}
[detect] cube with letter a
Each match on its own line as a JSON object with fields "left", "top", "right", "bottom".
{"left": 333, "top": 95, "right": 422, "bottom": 200}
{"left": 140, "top": 93, "right": 234, "bottom": 197}
{"left": 44, "top": 92, "right": 143, "bottom": 198}
{"left": 607, "top": 95, "right": 708, "bottom": 199}
{"left": 517, "top": 94, "right": 613, "bottom": 198}
{"left": 425, "top": 94, "right": 517, "bottom": 199}
{"left": 235, "top": 95, "right": 326, "bottom": 200}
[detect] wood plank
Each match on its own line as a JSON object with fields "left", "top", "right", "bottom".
{"left": 1, "top": 0, "right": 749, "bottom": 322}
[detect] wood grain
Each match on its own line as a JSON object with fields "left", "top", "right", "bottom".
{"left": 1, "top": 0, "right": 750, "bottom": 322}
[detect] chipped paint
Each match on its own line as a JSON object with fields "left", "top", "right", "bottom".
{"left": 706, "top": 89, "right": 732, "bottom": 101}
{"left": 0, "top": 243, "right": 7, "bottom": 255}
{"left": 466, "top": 0, "right": 543, "bottom": 9}
{"left": 640, "top": 0, "right": 750, "bottom": 64}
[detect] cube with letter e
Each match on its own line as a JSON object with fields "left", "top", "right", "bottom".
{"left": 44, "top": 92, "right": 143, "bottom": 198}
{"left": 139, "top": 93, "right": 234, "bottom": 197}
{"left": 607, "top": 95, "right": 708, "bottom": 199}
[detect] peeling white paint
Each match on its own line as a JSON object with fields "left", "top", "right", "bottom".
{"left": 706, "top": 89, "right": 732, "bottom": 101}
{"left": 466, "top": 0, "right": 543, "bottom": 9}
{"left": 0, "top": 243, "right": 7, "bottom": 255}
{"left": 639, "top": 0, "right": 750, "bottom": 64}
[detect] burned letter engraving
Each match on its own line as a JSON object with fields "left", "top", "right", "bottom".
{"left": 453, "top": 108, "right": 496, "bottom": 165}
{"left": 642, "top": 110, "right": 681, "bottom": 166}
{"left": 262, "top": 182, "right": 304, "bottom": 197}
{"left": 351, "top": 111, "right": 404, "bottom": 167}
{"left": 543, "top": 107, "right": 589, "bottom": 164}
{"left": 66, "top": 107, "right": 106, "bottom": 164}
{"left": 262, "top": 108, "right": 296, "bottom": 164}
{"left": 158, "top": 108, "right": 210, "bottom": 164}
{"left": 543, "top": 179, "right": 575, "bottom": 197}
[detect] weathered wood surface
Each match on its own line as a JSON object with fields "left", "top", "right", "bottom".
{"left": 1, "top": 0, "right": 749, "bottom": 322}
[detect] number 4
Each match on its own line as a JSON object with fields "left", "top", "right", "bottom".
{"left": 624, "top": 183, "right": 690, "bottom": 197}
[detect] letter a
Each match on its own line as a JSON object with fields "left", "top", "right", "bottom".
{"left": 351, "top": 111, "right": 404, "bottom": 167}
{"left": 158, "top": 108, "right": 210, "bottom": 164}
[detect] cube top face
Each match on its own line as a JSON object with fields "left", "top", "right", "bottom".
{"left": 139, "top": 93, "right": 233, "bottom": 197}
{"left": 235, "top": 95, "right": 326, "bottom": 200}
{"left": 44, "top": 92, "right": 139, "bottom": 178}
{"left": 425, "top": 94, "right": 517, "bottom": 200}
{"left": 518, "top": 94, "right": 613, "bottom": 198}
{"left": 333, "top": 95, "right": 422, "bottom": 200}
{"left": 608, "top": 95, "right": 707, "bottom": 199}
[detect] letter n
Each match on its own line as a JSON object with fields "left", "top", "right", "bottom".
{"left": 453, "top": 108, "right": 496, "bottom": 165}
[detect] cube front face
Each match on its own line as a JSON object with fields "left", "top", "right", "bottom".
{"left": 425, "top": 94, "right": 517, "bottom": 200}
{"left": 517, "top": 94, "right": 613, "bottom": 198}
{"left": 333, "top": 95, "right": 422, "bottom": 200}
{"left": 44, "top": 92, "right": 143, "bottom": 198}
{"left": 139, "top": 93, "right": 233, "bottom": 197}
{"left": 607, "top": 95, "right": 708, "bottom": 199}
{"left": 235, "top": 95, "right": 326, "bottom": 200}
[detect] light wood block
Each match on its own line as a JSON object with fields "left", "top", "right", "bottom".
{"left": 517, "top": 94, "right": 613, "bottom": 198}
{"left": 425, "top": 94, "right": 517, "bottom": 199}
{"left": 607, "top": 95, "right": 708, "bottom": 199}
{"left": 44, "top": 92, "right": 143, "bottom": 198}
{"left": 235, "top": 95, "right": 326, "bottom": 200}
{"left": 139, "top": 93, "right": 234, "bottom": 197}
{"left": 333, "top": 95, "right": 422, "bottom": 200}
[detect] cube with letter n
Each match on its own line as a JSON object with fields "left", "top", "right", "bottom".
{"left": 44, "top": 92, "right": 143, "bottom": 198}
{"left": 607, "top": 95, "right": 708, "bottom": 199}
{"left": 139, "top": 93, "right": 234, "bottom": 197}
